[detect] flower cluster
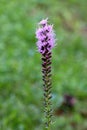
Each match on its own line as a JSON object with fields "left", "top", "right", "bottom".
{"left": 36, "top": 18, "right": 55, "bottom": 54}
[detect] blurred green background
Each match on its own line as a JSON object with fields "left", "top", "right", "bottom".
{"left": 0, "top": 0, "right": 87, "bottom": 130}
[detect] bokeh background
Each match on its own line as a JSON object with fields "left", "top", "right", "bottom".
{"left": 0, "top": 0, "right": 87, "bottom": 130}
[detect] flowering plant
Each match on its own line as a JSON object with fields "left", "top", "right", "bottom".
{"left": 36, "top": 18, "right": 56, "bottom": 129}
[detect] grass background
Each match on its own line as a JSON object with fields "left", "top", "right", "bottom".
{"left": 0, "top": 0, "right": 87, "bottom": 130}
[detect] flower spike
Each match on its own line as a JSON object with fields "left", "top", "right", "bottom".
{"left": 36, "top": 18, "right": 56, "bottom": 129}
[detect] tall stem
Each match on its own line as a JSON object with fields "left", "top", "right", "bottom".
{"left": 42, "top": 51, "right": 52, "bottom": 129}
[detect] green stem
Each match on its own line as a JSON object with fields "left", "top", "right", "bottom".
{"left": 42, "top": 52, "right": 52, "bottom": 129}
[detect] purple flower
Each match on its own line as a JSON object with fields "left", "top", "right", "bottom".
{"left": 36, "top": 19, "right": 56, "bottom": 128}
{"left": 36, "top": 18, "right": 55, "bottom": 54}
